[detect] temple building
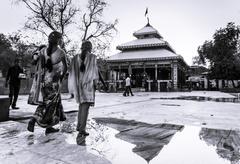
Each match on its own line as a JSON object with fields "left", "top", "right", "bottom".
{"left": 106, "top": 23, "right": 188, "bottom": 91}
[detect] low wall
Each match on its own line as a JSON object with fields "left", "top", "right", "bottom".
{"left": 0, "top": 97, "right": 10, "bottom": 121}
{"left": 0, "top": 78, "right": 69, "bottom": 95}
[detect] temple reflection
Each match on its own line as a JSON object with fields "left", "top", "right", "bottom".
{"left": 94, "top": 118, "right": 184, "bottom": 163}
{"left": 200, "top": 128, "right": 240, "bottom": 164}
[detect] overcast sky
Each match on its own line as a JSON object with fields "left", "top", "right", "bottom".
{"left": 1, "top": 0, "right": 240, "bottom": 65}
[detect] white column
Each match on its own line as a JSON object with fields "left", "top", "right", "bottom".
{"left": 128, "top": 64, "right": 132, "bottom": 75}
{"left": 204, "top": 77, "right": 208, "bottom": 89}
{"left": 116, "top": 71, "right": 119, "bottom": 80}
{"left": 118, "top": 65, "right": 121, "bottom": 79}
{"left": 172, "top": 63, "right": 178, "bottom": 90}
{"left": 155, "top": 64, "right": 158, "bottom": 80}
{"left": 147, "top": 80, "right": 153, "bottom": 91}
{"left": 157, "top": 80, "right": 161, "bottom": 92}
{"left": 218, "top": 80, "right": 222, "bottom": 89}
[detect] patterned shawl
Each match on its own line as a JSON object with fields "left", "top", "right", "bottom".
{"left": 28, "top": 49, "right": 46, "bottom": 105}
{"left": 68, "top": 53, "right": 99, "bottom": 103}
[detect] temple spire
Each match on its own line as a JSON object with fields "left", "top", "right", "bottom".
{"left": 147, "top": 17, "right": 150, "bottom": 26}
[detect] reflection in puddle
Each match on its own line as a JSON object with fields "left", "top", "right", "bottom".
{"left": 153, "top": 96, "right": 240, "bottom": 103}
{"left": 1, "top": 130, "right": 20, "bottom": 138}
{"left": 200, "top": 128, "right": 240, "bottom": 163}
{"left": 27, "top": 134, "right": 35, "bottom": 145}
{"left": 94, "top": 118, "right": 184, "bottom": 163}
{"left": 63, "top": 115, "right": 240, "bottom": 164}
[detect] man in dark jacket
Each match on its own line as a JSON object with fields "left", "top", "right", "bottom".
{"left": 5, "top": 59, "right": 23, "bottom": 109}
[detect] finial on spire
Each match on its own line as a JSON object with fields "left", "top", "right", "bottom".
{"left": 145, "top": 7, "right": 148, "bottom": 17}
{"left": 145, "top": 7, "right": 150, "bottom": 26}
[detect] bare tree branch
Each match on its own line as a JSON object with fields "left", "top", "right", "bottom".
{"left": 80, "top": 0, "right": 118, "bottom": 57}
{"left": 17, "top": 0, "right": 78, "bottom": 37}
{"left": 16, "top": 0, "right": 118, "bottom": 58}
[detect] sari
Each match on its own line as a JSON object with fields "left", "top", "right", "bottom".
{"left": 28, "top": 47, "right": 66, "bottom": 128}
{"left": 68, "top": 53, "right": 99, "bottom": 105}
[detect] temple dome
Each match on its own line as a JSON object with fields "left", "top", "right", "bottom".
{"left": 133, "top": 23, "right": 162, "bottom": 39}
{"left": 116, "top": 23, "right": 175, "bottom": 52}
{"left": 108, "top": 23, "right": 184, "bottom": 62}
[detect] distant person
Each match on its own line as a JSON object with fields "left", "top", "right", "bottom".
{"left": 68, "top": 40, "right": 107, "bottom": 145}
{"left": 5, "top": 59, "right": 24, "bottom": 109}
{"left": 123, "top": 74, "right": 134, "bottom": 96}
{"left": 27, "top": 31, "right": 67, "bottom": 134}
{"left": 196, "top": 82, "right": 199, "bottom": 89}
{"left": 143, "top": 75, "right": 148, "bottom": 92}
{"left": 167, "top": 81, "right": 172, "bottom": 92}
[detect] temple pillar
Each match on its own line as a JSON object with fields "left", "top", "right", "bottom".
{"left": 128, "top": 64, "right": 132, "bottom": 75}
{"left": 118, "top": 65, "right": 122, "bottom": 88}
{"left": 116, "top": 71, "right": 119, "bottom": 80}
{"left": 118, "top": 65, "right": 121, "bottom": 79}
{"left": 218, "top": 80, "right": 222, "bottom": 89}
{"left": 172, "top": 63, "right": 178, "bottom": 90}
{"left": 147, "top": 80, "right": 153, "bottom": 91}
{"left": 155, "top": 64, "right": 158, "bottom": 80}
{"left": 107, "top": 65, "right": 110, "bottom": 80}
{"left": 157, "top": 80, "right": 161, "bottom": 92}
{"left": 204, "top": 77, "right": 208, "bottom": 89}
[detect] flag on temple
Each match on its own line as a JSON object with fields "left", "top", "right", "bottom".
{"left": 145, "top": 8, "right": 148, "bottom": 17}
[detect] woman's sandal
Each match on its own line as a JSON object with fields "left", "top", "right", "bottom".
{"left": 27, "top": 119, "right": 35, "bottom": 132}
{"left": 76, "top": 133, "right": 86, "bottom": 145}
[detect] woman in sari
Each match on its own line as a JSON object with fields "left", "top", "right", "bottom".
{"left": 27, "top": 31, "right": 67, "bottom": 134}
{"left": 68, "top": 40, "right": 106, "bottom": 144}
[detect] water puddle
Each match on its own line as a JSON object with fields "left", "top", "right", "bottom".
{"left": 1, "top": 129, "right": 20, "bottom": 138}
{"left": 153, "top": 96, "right": 240, "bottom": 103}
{"left": 64, "top": 117, "right": 240, "bottom": 164}
{"left": 161, "top": 104, "right": 181, "bottom": 106}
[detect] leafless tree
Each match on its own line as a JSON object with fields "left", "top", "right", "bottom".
{"left": 17, "top": 0, "right": 78, "bottom": 38}
{"left": 80, "top": 0, "right": 118, "bottom": 57}
{"left": 16, "top": 0, "right": 118, "bottom": 58}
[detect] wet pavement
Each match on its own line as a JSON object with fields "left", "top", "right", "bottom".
{"left": 1, "top": 91, "right": 240, "bottom": 163}
{"left": 0, "top": 119, "right": 110, "bottom": 164}
{"left": 154, "top": 96, "right": 240, "bottom": 103}
{"left": 2, "top": 111, "right": 240, "bottom": 164}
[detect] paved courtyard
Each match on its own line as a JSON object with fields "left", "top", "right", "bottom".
{"left": 1, "top": 91, "right": 240, "bottom": 164}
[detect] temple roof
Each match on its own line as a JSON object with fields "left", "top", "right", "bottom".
{"left": 116, "top": 23, "right": 175, "bottom": 52}
{"left": 107, "top": 23, "right": 185, "bottom": 63}
{"left": 133, "top": 23, "right": 162, "bottom": 39}
{"left": 117, "top": 38, "right": 170, "bottom": 51}
{"left": 107, "top": 49, "right": 183, "bottom": 62}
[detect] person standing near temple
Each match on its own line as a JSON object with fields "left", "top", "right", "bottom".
{"left": 68, "top": 40, "right": 107, "bottom": 145}
{"left": 5, "top": 59, "right": 24, "bottom": 109}
{"left": 123, "top": 74, "right": 134, "bottom": 96}
{"left": 167, "top": 81, "right": 172, "bottom": 92}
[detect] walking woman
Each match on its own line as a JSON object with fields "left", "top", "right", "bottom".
{"left": 68, "top": 40, "right": 106, "bottom": 144}
{"left": 27, "top": 31, "right": 67, "bottom": 134}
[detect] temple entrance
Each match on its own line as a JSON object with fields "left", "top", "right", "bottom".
{"left": 145, "top": 68, "right": 155, "bottom": 80}
{"left": 158, "top": 67, "right": 171, "bottom": 80}
{"left": 132, "top": 68, "right": 144, "bottom": 88}
{"left": 160, "top": 82, "right": 167, "bottom": 92}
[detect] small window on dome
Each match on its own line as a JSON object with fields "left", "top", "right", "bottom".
{"left": 144, "top": 34, "right": 149, "bottom": 38}
{"left": 143, "top": 34, "right": 154, "bottom": 38}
